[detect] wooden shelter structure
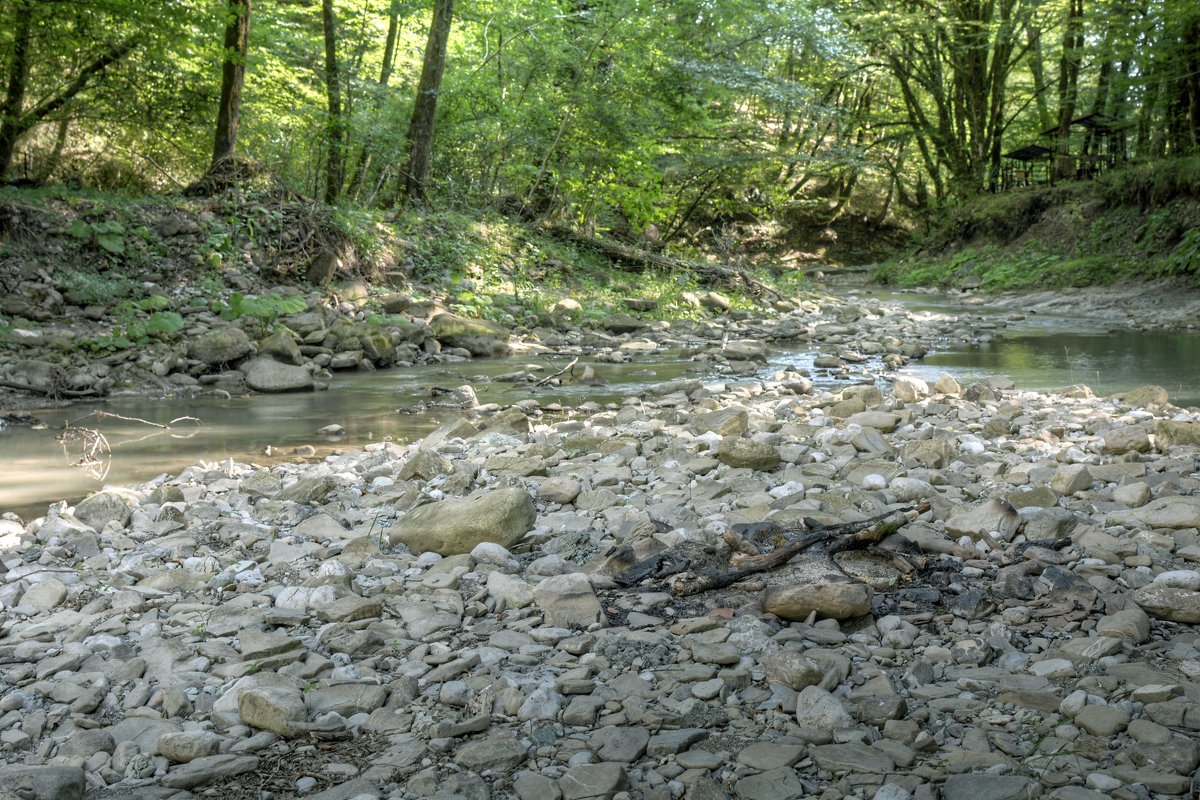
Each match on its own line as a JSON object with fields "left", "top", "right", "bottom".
{"left": 1001, "top": 113, "right": 1130, "bottom": 190}
{"left": 1001, "top": 144, "right": 1053, "bottom": 191}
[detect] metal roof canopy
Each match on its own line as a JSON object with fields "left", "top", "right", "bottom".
{"left": 1003, "top": 144, "right": 1053, "bottom": 161}
{"left": 1039, "top": 113, "right": 1131, "bottom": 137}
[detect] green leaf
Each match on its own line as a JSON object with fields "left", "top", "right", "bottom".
{"left": 97, "top": 234, "right": 125, "bottom": 254}
{"left": 136, "top": 295, "right": 172, "bottom": 311}
{"left": 66, "top": 220, "right": 92, "bottom": 238}
{"left": 91, "top": 220, "right": 125, "bottom": 235}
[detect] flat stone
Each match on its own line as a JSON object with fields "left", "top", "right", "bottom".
{"left": 1074, "top": 705, "right": 1130, "bottom": 736}
{"left": 560, "top": 762, "right": 628, "bottom": 800}
{"left": 590, "top": 726, "right": 650, "bottom": 762}
{"left": 161, "top": 754, "right": 259, "bottom": 789}
{"left": 736, "top": 742, "right": 805, "bottom": 771}
{"left": 942, "top": 774, "right": 1042, "bottom": 800}
{"left": 733, "top": 766, "right": 807, "bottom": 799}
{"left": 810, "top": 742, "right": 895, "bottom": 773}
{"left": 453, "top": 730, "right": 529, "bottom": 772}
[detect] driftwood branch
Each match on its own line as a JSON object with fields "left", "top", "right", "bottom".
{"left": 0, "top": 379, "right": 104, "bottom": 397}
{"left": 610, "top": 503, "right": 930, "bottom": 598}
{"left": 534, "top": 356, "right": 579, "bottom": 387}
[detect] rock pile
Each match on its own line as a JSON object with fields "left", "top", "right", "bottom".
{"left": 1, "top": 367, "right": 1200, "bottom": 800}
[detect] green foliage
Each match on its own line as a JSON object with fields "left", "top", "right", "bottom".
{"left": 79, "top": 302, "right": 184, "bottom": 354}
{"left": 1163, "top": 228, "right": 1200, "bottom": 277}
{"left": 213, "top": 292, "right": 308, "bottom": 334}
{"left": 55, "top": 267, "right": 138, "bottom": 306}
{"left": 66, "top": 219, "right": 127, "bottom": 254}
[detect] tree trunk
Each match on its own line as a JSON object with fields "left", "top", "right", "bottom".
{"left": 1054, "top": 0, "right": 1084, "bottom": 179}
{"left": 398, "top": 0, "right": 455, "bottom": 204}
{"left": 322, "top": 0, "right": 345, "bottom": 204}
{"left": 347, "top": 5, "right": 400, "bottom": 199}
{"left": 0, "top": 0, "right": 34, "bottom": 180}
{"left": 1, "top": 25, "right": 137, "bottom": 180}
{"left": 211, "top": 0, "right": 251, "bottom": 167}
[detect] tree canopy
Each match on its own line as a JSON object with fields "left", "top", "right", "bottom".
{"left": 1, "top": 0, "right": 1197, "bottom": 229}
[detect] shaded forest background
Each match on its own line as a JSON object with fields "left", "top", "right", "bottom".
{"left": 1, "top": 0, "right": 1199, "bottom": 246}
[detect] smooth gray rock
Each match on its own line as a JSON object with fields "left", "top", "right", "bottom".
{"left": 389, "top": 487, "right": 536, "bottom": 555}
{"left": 760, "top": 580, "right": 873, "bottom": 620}
{"left": 794, "top": 685, "right": 853, "bottom": 729}
{"left": 453, "top": 730, "right": 529, "bottom": 772}
{"left": 533, "top": 572, "right": 604, "bottom": 628}
{"left": 242, "top": 357, "right": 313, "bottom": 392}
{"left": 189, "top": 327, "right": 253, "bottom": 365}
{"left": 73, "top": 490, "right": 133, "bottom": 530}
{"left": 157, "top": 731, "right": 221, "bottom": 763}
{"left": 941, "top": 774, "right": 1042, "bottom": 800}
{"left": 0, "top": 766, "right": 84, "bottom": 800}
{"left": 559, "top": 762, "right": 628, "bottom": 800}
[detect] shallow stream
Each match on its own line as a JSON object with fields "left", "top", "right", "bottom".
{"left": 2, "top": 292, "right": 1197, "bottom": 519}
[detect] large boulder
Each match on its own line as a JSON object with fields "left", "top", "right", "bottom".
{"left": 74, "top": 489, "right": 136, "bottom": 531}
{"left": 1156, "top": 420, "right": 1200, "bottom": 448}
{"left": 189, "top": 327, "right": 253, "bottom": 365}
{"left": 388, "top": 488, "right": 536, "bottom": 555}
{"left": 430, "top": 313, "right": 511, "bottom": 356}
{"left": 257, "top": 331, "right": 303, "bottom": 365}
{"left": 717, "top": 436, "right": 781, "bottom": 470}
{"left": 241, "top": 358, "right": 313, "bottom": 392}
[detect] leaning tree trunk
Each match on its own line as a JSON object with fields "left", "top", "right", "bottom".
{"left": 398, "top": 0, "right": 454, "bottom": 204}
{"left": 211, "top": 0, "right": 251, "bottom": 167}
{"left": 0, "top": 0, "right": 35, "bottom": 180}
{"left": 321, "top": 0, "right": 345, "bottom": 204}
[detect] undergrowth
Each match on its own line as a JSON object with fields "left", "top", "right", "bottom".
{"left": 879, "top": 157, "right": 1200, "bottom": 290}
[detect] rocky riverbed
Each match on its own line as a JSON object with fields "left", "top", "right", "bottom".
{"left": 3, "top": 315, "right": 1200, "bottom": 800}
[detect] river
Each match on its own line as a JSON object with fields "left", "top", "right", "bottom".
{"left": 2, "top": 291, "right": 1197, "bottom": 519}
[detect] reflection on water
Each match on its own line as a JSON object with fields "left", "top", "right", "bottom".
{"left": 906, "top": 328, "right": 1200, "bottom": 408}
{"left": 0, "top": 352, "right": 714, "bottom": 519}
